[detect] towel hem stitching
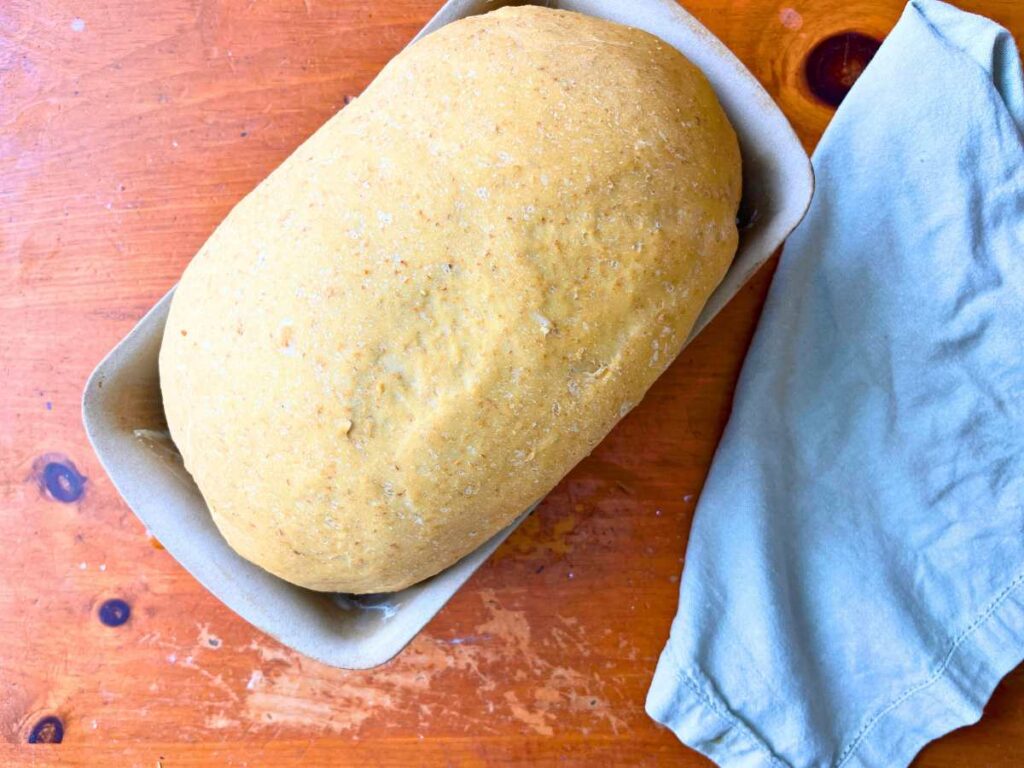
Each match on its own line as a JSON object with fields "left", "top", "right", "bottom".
{"left": 835, "top": 569, "right": 1024, "bottom": 766}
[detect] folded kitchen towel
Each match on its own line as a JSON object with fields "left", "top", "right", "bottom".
{"left": 646, "top": 1, "right": 1024, "bottom": 766}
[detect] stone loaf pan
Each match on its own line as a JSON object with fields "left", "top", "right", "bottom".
{"left": 82, "top": 0, "right": 813, "bottom": 670}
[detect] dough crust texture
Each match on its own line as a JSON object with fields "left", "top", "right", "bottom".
{"left": 160, "top": 6, "right": 741, "bottom": 593}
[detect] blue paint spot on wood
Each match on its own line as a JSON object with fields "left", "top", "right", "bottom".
{"left": 98, "top": 598, "right": 131, "bottom": 627}
{"left": 43, "top": 461, "right": 85, "bottom": 502}
{"left": 28, "top": 715, "right": 64, "bottom": 743}
{"left": 32, "top": 454, "right": 86, "bottom": 503}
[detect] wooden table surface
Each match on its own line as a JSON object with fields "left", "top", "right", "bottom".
{"left": 2, "top": 1, "right": 1023, "bottom": 765}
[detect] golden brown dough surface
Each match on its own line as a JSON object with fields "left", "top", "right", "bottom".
{"left": 159, "top": 6, "right": 741, "bottom": 593}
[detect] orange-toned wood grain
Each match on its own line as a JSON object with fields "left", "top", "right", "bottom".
{"left": 2, "top": 1, "right": 1023, "bottom": 766}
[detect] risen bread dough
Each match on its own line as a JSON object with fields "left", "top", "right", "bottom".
{"left": 160, "top": 5, "right": 741, "bottom": 593}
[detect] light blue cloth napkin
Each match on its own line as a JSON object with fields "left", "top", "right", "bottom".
{"left": 646, "top": 1, "right": 1024, "bottom": 766}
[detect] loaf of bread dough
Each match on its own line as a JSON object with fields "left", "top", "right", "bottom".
{"left": 160, "top": 5, "right": 741, "bottom": 593}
